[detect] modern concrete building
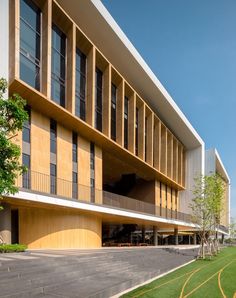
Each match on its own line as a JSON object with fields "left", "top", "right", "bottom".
{"left": 205, "top": 148, "right": 230, "bottom": 235}
{"left": 0, "top": 0, "right": 230, "bottom": 248}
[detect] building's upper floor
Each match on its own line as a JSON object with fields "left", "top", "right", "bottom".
{"left": 5, "top": 0, "right": 206, "bottom": 190}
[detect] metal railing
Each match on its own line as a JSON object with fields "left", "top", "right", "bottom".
{"left": 219, "top": 225, "right": 229, "bottom": 234}
{"left": 16, "top": 170, "right": 193, "bottom": 223}
{"left": 103, "top": 191, "right": 192, "bottom": 223}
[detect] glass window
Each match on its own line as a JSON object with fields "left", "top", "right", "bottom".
{"left": 95, "top": 68, "right": 103, "bottom": 132}
{"left": 90, "top": 142, "right": 95, "bottom": 170}
{"left": 51, "top": 24, "right": 66, "bottom": 108}
{"left": 72, "top": 171, "right": 78, "bottom": 199}
{"left": 75, "top": 49, "right": 86, "bottom": 120}
{"left": 135, "top": 108, "right": 139, "bottom": 156}
{"left": 20, "top": 0, "right": 41, "bottom": 90}
{"left": 90, "top": 178, "right": 95, "bottom": 203}
{"left": 22, "top": 107, "right": 31, "bottom": 143}
{"left": 145, "top": 117, "right": 147, "bottom": 161}
{"left": 50, "top": 163, "right": 57, "bottom": 194}
{"left": 22, "top": 153, "right": 30, "bottom": 189}
{"left": 72, "top": 132, "right": 78, "bottom": 163}
{"left": 50, "top": 119, "right": 57, "bottom": 154}
{"left": 111, "top": 83, "right": 117, "bottom": 141}
{"left": 124, "top": 96, "right": 129, "bottom": 149}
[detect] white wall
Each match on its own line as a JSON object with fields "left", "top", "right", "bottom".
{"left": 179, "top": 144, "right": 205, "bottom": 214}
{"left": 0, "top": 0, "right": 9, "bottom": 84}
{"left": 205, "top": 148, "right": 216, "bottom": 175}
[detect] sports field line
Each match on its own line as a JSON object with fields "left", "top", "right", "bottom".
{"left": 183, "top": 259, "right": 236, "bottom": 298}
{"left": 218, "top": 259, "right": 236, "bottom": 298}
{"left": 179, "top": 268, "right": 201, "bottom": 298}
{"left": 179, "top": 252, "right": 236, "bottom": 298}
{"left": 123, "top": 251, "right": 236, "bottom": 298}
{"left": 132, "top": 270, "right": 196, "bottom": 298}
{"left": 218, "top": 269, "right": 226, "bottom": 298}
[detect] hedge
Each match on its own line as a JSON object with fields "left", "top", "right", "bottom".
{"left": 0, "top": 244, "right": 27, "bottom": 253}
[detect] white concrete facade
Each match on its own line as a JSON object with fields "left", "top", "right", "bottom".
{"left": 0, "top": 0, "right": 9, "bottom": 84}
{"left": 205, "top": 148, "right": 231, "bottom": 227}
{"left": 179, "top": 145, "right": 205, "bottom": 214}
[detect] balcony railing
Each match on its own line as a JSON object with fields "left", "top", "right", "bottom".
{"left": 16, "top": 170, "right": 193, "bottom": 223}
{"left": 219, "top": 225, "right": 229, "bottom": 234}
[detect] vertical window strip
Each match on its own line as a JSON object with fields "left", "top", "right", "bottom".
{"left": 22, "top": 153, "right": 31, "bottom": 189}
{"left": 19, "top": 0, "right": 41, "bottom": 90}
{"left": 50, "top": 163, "right": 57, "bottom": 194}
{"left": 145, "top": 117, "right": 147, "bottom": 161}
{"left": 22, "top": 106, "right": 31, "bottom": 143}
{"left": 50, "top": 119, "right": 57, "bottom": 154}
{"left": 111, "top": 83, "right": 117, "bottom": 141}
{"left": 72, "top": 132, "right": 78, "bottom": 163}
{"left": 95, "top": 68, "right": 103, "bottom": 132}
{"left": 124, "top": 96, "right": 129, "bottom": 149}
{"left": 51, "top": 24, "right": 66, "bottom": 108}
{"left": 135, "top": 108, "right": 139, "bottom": 156}
{"left": 75, "top": 48, "right": 86, "bottom": 120}
{"left": 90, "top": 142, "right": 95, "bottom": 202}
{"left": 72, "top": 171, "right": 78, "bottom": 199}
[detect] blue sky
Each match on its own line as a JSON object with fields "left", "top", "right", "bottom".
{"left": 101, "top": 0, "right": 236, "bottom": 218}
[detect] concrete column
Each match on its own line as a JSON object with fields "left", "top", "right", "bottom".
{"left": 174, "top": 228, "right": 178, "bottom": 245}
{"left": 153, "top": 226, "right": 158, "bottom": 246}
{"left": 221, "top": 234, "right": 224, "bottom": 244}
{"left": 193, "top": 233, "right": 197, "bottom": 245}
{"left": 0, "top": 203, "right": 11, "bottom": 244}
{"left": 142, "top": 226, "right": 145, "bottom": 243}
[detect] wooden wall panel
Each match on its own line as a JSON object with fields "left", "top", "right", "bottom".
{"left": 86, "top": 46, "right": 95, "bottom": 126}
{"left": 155, "top": 180, "right": 161, "bottom": 216}
{"left": 95, "top": 145, "right": 102, "bottom": 204}
{"left": 138, "top": 103, "right": 145, "bottom": 160}
{"left": 78, "top": 136, "right": 90, "bottom": 202}
{"left": 167, "top": 186, "right": 172, "bottom": 209}
{"left": 153, "top": 118, "right": 161, "bottom": 171}
{"left": 161, "top": 183, "right": 166, "bottom": 209}
{"left": 102, "top": 64, "right": 111, "bottom": 137}
{"left": 66, "top": 23, "right": 76, "bottom": 114}
{"left": 172, "top": 139, "right": 178, "bottom": 183}
{"left": 42, "top": 0, "right": 52, "bottom": 97}
{"left": 19, "top": 207, "right": 102, "bottom": 249}
{"left": 182, "top": 150, "right": 186, "bottom": 187}
{"left": 176, "top": 190, "right": 179, "bottom": 211}
{"left": 172, "top": 189, "right": 176, "bottom": 212}
{"left": 178, "top": 143, "right": 183, "bottom": 185}
{"left": 57, "top": 124, "right": 72, "bottom": 197}
{"left": 128, "top": 93, "right": 135, "bottom": 154}
{"left": 167, "top": 132, "right": 173, "bottom": 179}
{"left": 31, "top": 110, "right": 50, "bottom": 192}
{"left": 9, "top": 0, "right": 20, "bottom": 82}
{"left": 160, "top": 124, "right": 167, "bottom": 175}
{"left": 116, "top": 79, "right": 124, "bottom": 146}
{"left": 146, "top": 112, "right": 154, "bottom": 166}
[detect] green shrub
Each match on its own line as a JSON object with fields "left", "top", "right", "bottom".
{"left": 0, "top": 244, "right": 27, "bottom": 253}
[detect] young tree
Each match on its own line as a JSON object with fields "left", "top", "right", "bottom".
{"left": 190, "top": 175, "right": 212, "bottom": 259}
{"left": 0, "top": 78, "right": 28, "bottom": 199}
{"left": 229, "top": 217, "right": 236, "bottom": 244}
{"left": 190, "top": 174, "right": 225, "bottom": 259}
{"left": 207, "top": 174, "right": 225, "bottom": 253}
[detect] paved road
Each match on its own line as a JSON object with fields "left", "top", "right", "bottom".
{"left": 0, "top": 246, "right": 198, "bottom": 298}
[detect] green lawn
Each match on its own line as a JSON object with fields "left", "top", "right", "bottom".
{"left": 122, "top": 247, "right": 236, "bottom": 298}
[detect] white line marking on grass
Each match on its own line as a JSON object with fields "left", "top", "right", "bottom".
{"left": 111, "top": 259, "right": 196, "bottom": 298}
